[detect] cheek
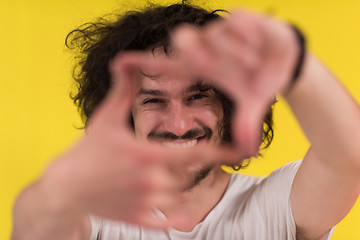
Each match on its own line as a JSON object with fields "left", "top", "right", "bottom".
{"left": 194, "top": 104, "right": 224, "bottom": 130}
{"left": 132, "top": 110, "right": 161, "bottom": 139}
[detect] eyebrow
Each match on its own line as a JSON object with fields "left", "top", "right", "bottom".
{"left": 136, "top": 89, "right": 167, "bottom": 96}
{"left": 183, "top": 81, "right": 212, "bottom": 94}
{"left": 136, "top": 81, "right": 213, "bottom": 97}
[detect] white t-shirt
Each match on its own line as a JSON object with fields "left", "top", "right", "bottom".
{"left": 90, "top": 160, "right": 335, "bottom": 240}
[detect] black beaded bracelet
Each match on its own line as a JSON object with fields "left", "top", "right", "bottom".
{"left": 288, "top": 24, "right": 306, "bottom": 91}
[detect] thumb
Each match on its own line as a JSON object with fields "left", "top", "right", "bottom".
{"left": 102, "top": 52, "right": 141, "bottom": 124}
{"left": 232, "top": 99, "right": 266, "bottom": 157}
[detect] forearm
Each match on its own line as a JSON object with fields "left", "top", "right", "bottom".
{"left": 285, "top": 53, "right": 360, "bottom": 170}
{"left": 12, "top": 179, "right": 89, "bottom": 240}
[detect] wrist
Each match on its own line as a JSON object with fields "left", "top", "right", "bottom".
{"left": 12, "top": 175, "right": 85, "bottom": 240}
{"left": 283, "top": 53, "right": 318, "bottom": 101}
{"left": 40, "top": 157, "right": 85, "bottom": 218}
{"left": 283, "top": 24, "right": 307, "bottom": 96}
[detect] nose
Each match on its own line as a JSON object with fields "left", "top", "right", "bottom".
{"left": 162, "top": 102, "right": 195, "bottom": 137}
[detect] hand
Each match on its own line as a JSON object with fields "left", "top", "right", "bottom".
{"left": 41, "top": 52, "right": 237, "bottom": 229}
{"left": 167, "top": 10, "right": 301, "bottom": 156}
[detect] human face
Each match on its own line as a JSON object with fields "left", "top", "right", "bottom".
{"left": 131, "top": 74, "right": 224, "bottom": 188}
{"left": 132, "top": 74, "right": 224, "bottom": 150}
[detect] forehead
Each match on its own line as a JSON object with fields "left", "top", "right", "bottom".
{"left": 137, "top": 75, "right": 210, "bottom": 96}
{"left": 136, "top": 49, "right": 209, "bottom": 95}
{"left": 138, "top": 75, "right": 188, "bottom": 90}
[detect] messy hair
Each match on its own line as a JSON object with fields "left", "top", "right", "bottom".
{"left": 65, "top": 1, "right": 274, "bottom": 170}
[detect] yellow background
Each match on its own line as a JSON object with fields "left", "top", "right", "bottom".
{"left": 1, "top": 0, "right": 359, "bottom": 239}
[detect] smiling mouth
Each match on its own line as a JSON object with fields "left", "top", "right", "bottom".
{"left": 162, "top": 136, "right": 206, "bottom": 149}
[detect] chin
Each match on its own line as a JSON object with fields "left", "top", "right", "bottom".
{"left": 184, "top": 165, "right": 213, "bottom": 191}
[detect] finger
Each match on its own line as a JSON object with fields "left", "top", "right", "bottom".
{"left": 169, "top": 24, "right": 255, "bottom": 102}
{"left": 148, "top": 142, "right": 240, "bottom": 169}
{"left": 136, "top": 140, "right": 240, "bottom": 178}
{"left": 232, "top": 99, "right": 268, "bottom": 156}
{"left": 257, "top": 52, "right": 296, "bottom": 95}
{"left": 129, "top": 164, "right": 190, "bottom": 192}
{"left": 203, "top": 19, "right": 261, "bottom": 71}
{"left": 106, "top": 52, "right": 173, "bottom": 123}
{"left": 145, "top": 191, "right": 188, "bottom": 210}
{"left": 101, "top": 53, "right": 146, "bottom": 125}
{"left": 170, "top": 25, "right": 217, "bottom": 76}
{"left": 183, "top": 145, "right": 240, "bottom": 165}
{"left": 227, "top": 10, "right": 265, "bottom": 49}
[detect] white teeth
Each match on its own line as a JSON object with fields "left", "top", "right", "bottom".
{"left": 162, "top": 139, "right": 198, "bottom": 148}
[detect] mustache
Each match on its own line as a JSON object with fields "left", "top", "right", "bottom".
{"left": 148, "top": 127, "right": 212, "bottom": 140}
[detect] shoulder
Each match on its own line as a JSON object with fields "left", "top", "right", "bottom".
{"left": 259, "top": 160, "right": 303, "bottom": 190}
{"left": 247, "top": 160, "right": 303, "bottom": 210}
{"left": 216, "top": 160, "right": 303, "bottom": 239}
{"left": 228, "top": 160, "right": 302, "bottom": 196}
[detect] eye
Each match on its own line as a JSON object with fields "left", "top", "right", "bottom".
{"left": 188, "top": 94, "right": 208, "bottom": 101}
{"left": 143, "top": 98, "right": 163, "bottom": 105}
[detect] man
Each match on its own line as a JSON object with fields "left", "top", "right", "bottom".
{"left": 12, "top": 2, "right": 360, "bottom": 240}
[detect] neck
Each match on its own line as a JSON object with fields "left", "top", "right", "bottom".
{"left": 160, "top": 166, "right": 231, "bottom": 232}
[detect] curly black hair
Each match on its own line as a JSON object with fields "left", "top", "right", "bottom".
{"left": 65, "top": 1, "right": 274, "bottom": 170}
